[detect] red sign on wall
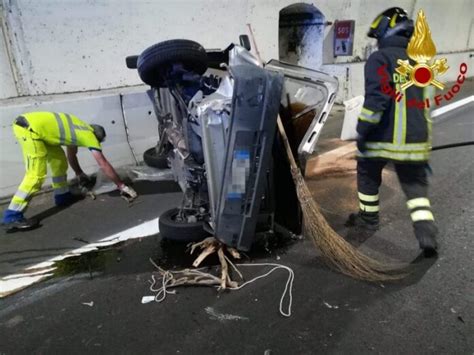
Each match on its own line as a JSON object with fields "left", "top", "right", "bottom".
{"left": 334, "top": 20, "right": 355, "bottom": 56}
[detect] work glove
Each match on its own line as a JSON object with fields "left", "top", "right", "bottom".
{"left": 119, "top": 184, "right": 138, "bottom": 202}
{"left": 78, "top": 173, "right": 93, "bottom": 189}
{"left": 356, "top": 134, "right": 368, "bottom": 153}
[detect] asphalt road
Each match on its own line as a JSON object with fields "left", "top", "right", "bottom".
{"left": 0, "top": 103, "right": 472, "bottom": 354}
{"left": 0, "top": 180, "right": 182, "bottom": 277}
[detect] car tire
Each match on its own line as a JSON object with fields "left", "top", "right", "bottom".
{"left": 159, "top": 208, "right": 209, "bottom": 242}
{"left": 137, "top": 39, "right": 208, "bottom": 87}
{"left": 143, "top": 147, "right": 169, "bottom": 169}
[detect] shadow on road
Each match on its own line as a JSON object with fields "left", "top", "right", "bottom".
{"left": 29, "top": 201, "right": 81, "bottom": 222}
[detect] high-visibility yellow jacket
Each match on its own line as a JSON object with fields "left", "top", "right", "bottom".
{"left": 20, "top": 112, "right": 102, "bottom": 151}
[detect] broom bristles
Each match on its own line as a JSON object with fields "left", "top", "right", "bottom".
{"left": 292, "top": 168, "right": 407, "bottom": 281}
{"left": 275, "top": 116, "right": 406, "bottom": 281}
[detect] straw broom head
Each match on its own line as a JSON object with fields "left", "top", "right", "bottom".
{"left": 277, "top": 118, "right": 406, "bottom": 281}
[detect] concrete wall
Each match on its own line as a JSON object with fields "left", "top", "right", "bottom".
{"left": 247, "top": 0, "right": 473, "bottom": 61}
{"left": 0, "top": 4, "right": 18, "bottom": 98}
{"left": 0, "top": 88, "right": 157, "bottom": 197}
{"left": 1, "top": 0, "right": 472, "bottom": 100}
{"left": 0, "top": 0, "right": 249, "bottom": 98}
{"left": 0, "top": 0, "right": 472, "bottom": 197}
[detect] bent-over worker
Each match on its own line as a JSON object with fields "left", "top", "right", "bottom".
{"left": 2, "top": 112, "right": 137, "bottom": 232}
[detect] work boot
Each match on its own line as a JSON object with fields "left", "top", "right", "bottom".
{"left": 3, "top": 217, "right": 40, "bottom": 233}
{"left": 345, "top": 212, "right": 379, "bottom": 231}
{"left": 414, "top": 221, "right": 438, "bottom": 258}
{"left": 2, "top": 210, "right": 40, "bottom": 233}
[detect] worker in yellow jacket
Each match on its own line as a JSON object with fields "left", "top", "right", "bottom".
{"left": 2, "top": 112, "right": 138, "bottom": 232}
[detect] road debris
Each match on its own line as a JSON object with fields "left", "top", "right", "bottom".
{"left": 141, "top": 296, "right": 155, "bottom": 304}
{"left": 82, "top": 301, "right": 94, "bottom": 307}
{"left": 128, "top": 200, "right": 144, "bottom": 208}
{"left": 147, "top": 255, "right": 295, "bottom": 317}
{"left": 190, "top": 237, "right": 242, "bottom": 289}
{"left": 73, "top": 237, "right": 90, "bottom": 244}
{"left": 204, "top": 307, "right": 249, "bottom": 322}
{"left": 323, "top": 301, "right": 339, "bottom": 309}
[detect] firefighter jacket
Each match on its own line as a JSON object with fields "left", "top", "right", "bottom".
{"left": 357, "top": 35, "right": 432, "bottom": 162}
{"left": 19, "top": 112, "right": 102, "bottom": 151}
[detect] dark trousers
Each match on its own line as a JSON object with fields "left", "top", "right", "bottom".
{"left": 357, "top": 159, "right": 435, "bottom": 225}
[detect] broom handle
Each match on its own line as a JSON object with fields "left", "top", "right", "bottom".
{"left": 432, "top": 141, "right": 474, "bottom": 151}
{"left": 277, "top": 116, "right": 300, "bottom": 171}
{"left": 246, "top": 23, "right": 263, "bottom": 66}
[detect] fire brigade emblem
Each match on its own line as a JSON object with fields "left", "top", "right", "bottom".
{"left": 396, "top": 9, "right": 449, "bottom": 90}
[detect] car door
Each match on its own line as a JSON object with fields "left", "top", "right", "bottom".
{"left": 265, "top": 59, "right": 339, "bottom": 155}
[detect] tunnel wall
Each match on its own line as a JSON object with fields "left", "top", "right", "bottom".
{"left": 0, "top": 88, "right": 157, "bottom": 197}
{"left": 1, "top": 0, "right": 472, "bottom": 100}
{"left": 0, "top": 0, "right": 472, "bottom": 196}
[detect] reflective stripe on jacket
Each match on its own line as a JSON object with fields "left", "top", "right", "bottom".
{"left": 20, "top": 112, "right": 102, "bottom": 150}
{"left": 357, "top": 36, "right": 432, "bottom": 162}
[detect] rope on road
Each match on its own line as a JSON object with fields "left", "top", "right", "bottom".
{"left": 227, "top": 263, "right": 295, "bottom": 317}
{"left": 149, "top": 272, "right": 177, "bottom": 302}
{"left": 148, "top": 262, "right": 295, "bottom": 317}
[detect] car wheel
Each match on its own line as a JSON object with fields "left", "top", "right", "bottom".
{"left": 143, "top": 147, "right": 169, "bottom": 169}
{"left": 159, "top": 208, "right": 209, "bottom": 242}
{"left": 137, "top": 39, "right": 208, "bottom": 87}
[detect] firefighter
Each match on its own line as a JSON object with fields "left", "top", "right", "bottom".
{"left": 2, "top": 112, "right": 138, "bottom": 232}
{"left": 345, "top": 7, "right": 438, "bottom": 257}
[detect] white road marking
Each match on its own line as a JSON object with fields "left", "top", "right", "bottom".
{"left": 0, "top": 217, "right": 159, "bottom": 298}
{"left": 0, "top": 273, "right": 55, "bottom": 298}
{"left": 432, "top": 95, "right": 474, "bottom": 118}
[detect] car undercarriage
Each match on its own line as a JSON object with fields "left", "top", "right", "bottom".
{"left": 126, "top": 36, "right": 338, "bottom": 251}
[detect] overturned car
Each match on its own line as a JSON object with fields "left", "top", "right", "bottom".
{"left": 126, "top": 37, "right": 338, "bottom": 251}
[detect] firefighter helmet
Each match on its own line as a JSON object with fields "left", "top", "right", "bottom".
{"left": 368, "top": 7, "right": 414, "bottom": 39}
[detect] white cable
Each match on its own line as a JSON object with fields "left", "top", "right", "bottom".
{"left": 149, "top": 263, "right": 295, "bottom": 317}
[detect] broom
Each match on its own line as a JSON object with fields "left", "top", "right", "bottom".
{"left": 246, "top": 23, "right": 405, "bottom": 281}
{"left": 276, "top": 118, "right": 404, "bottom": 281}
